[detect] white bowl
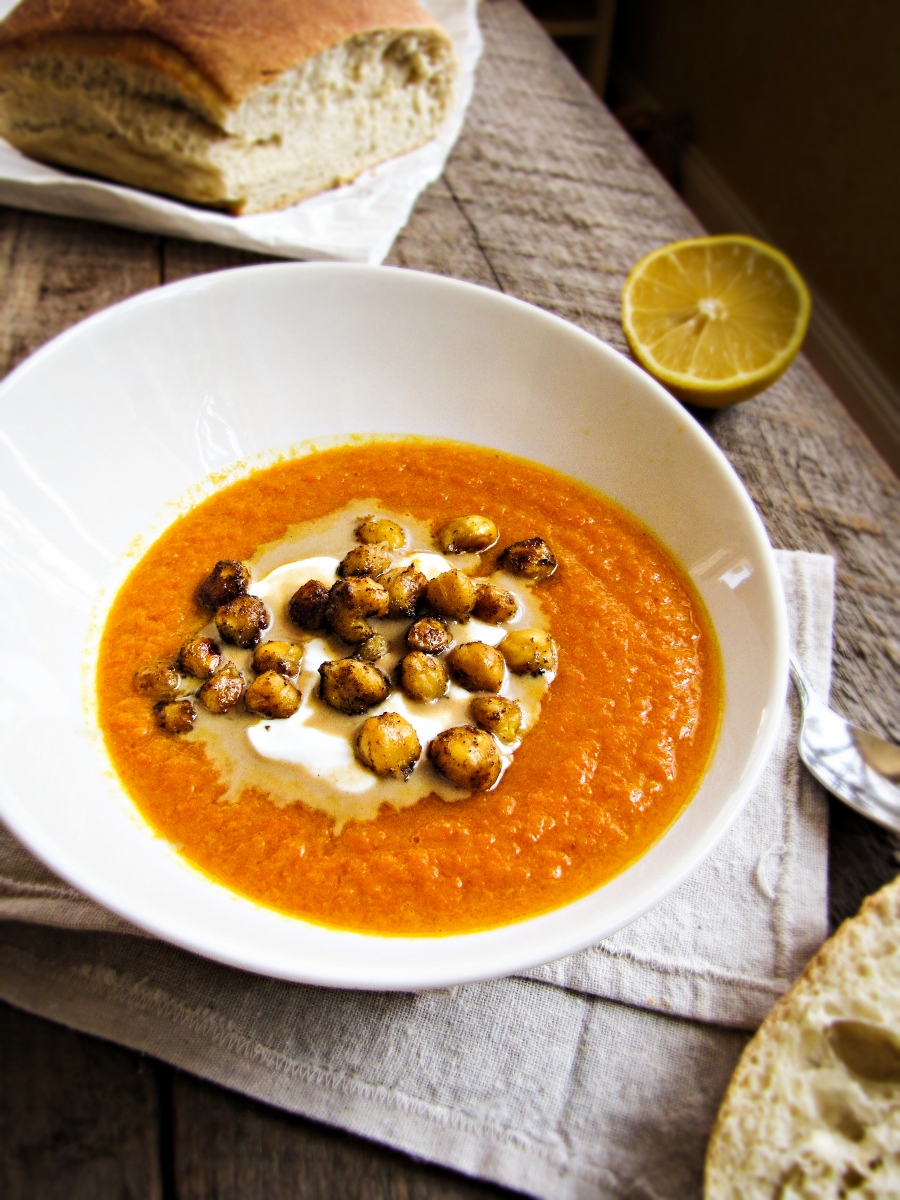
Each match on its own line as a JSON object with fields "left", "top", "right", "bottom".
{"left": 0, "top": 264, "right": 787, "bottom": 989}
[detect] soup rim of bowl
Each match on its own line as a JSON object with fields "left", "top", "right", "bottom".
{"left": 0, "top": 262, "right": 788, "bottom": 990}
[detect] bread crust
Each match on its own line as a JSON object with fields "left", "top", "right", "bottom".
{"left": 0, "top": 0, "right": 445, "bottom": 106}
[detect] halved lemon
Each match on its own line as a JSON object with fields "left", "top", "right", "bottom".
{"left": 622, "top": 234, "right": 811, "bottom": 407}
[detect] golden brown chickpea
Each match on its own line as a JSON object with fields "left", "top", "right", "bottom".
{"left": 154, "top": 697, "right": 196, "bottom": 734}
{"left": 355, "top": 517, "right": 406, "bottom": 549}
{"left": 197, "top": 560, "right": 250, "bottom": 608}
{"left": 198, "top": 661, "right": 245, "bottom": 713}
{"left": 325, "top": 577, "right": 389, "bottom": 644}
{"left": 426, "top": 568, "right": 476, "bottom": 621}
{"left": 470, "top": 695, "right": 522, "bottom": 743}
{"left": 437, "top": 515, "right": 499, "bottom": 554}
{"left": 252, "top": 640, "right": 304, "bottom": 677}
{"left": 215, "top": 595, "right": 270, "bottom": 648}
{"left": 407, "top": 616, "right": 451, "bottom": 655}
{"left": 500, "top": 629, "right": 558, "bottom": 675}
{"left": 380, "top": 565, "right": 427, "bottom": 618}
{"left": 499, "top": 537, "right": 557, "bottom": 581}
{"left": 356, "top": 712, "right": 421, "bottom": 779}
{"left": 288, "top": 579, "right": 330, "bottom": 631}
{"left": 355, "top": 634, "right": 389, "bottom": 663}
{"left": 177, "top": 636, "right": 222, "bottom": 680}
{"left": 473, "top": 582, "right": 518, "bottom": 625}
{"left": 245, "top": 670, "right": 301, "bottom": 719}
{"left": 133, "top": 662, "right": 182, "bottom": 701}
{"left": 318, "top": 659, "right": 390, "bottom": 714}
{"left": 428, "top": 726, "right": 501, "bottom": 790}
{"left": 446, "top": 642, "right": 505, "bottom": 693}
{"left": 398, "top": 652, "right": 448, "bottom": 703}
{"left": 338, "top": 544, "right": 392, "bottom": 579}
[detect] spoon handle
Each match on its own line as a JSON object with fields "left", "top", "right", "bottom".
{"left": 788, "top": 653, "right": 814, "bottom": 708}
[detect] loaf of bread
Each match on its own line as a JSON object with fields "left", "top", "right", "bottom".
{"left": 705, "top": 874, "right": 900, "bottom": 1198}
{"left": 0, "top": 0, "right": 458, "bottom": 213}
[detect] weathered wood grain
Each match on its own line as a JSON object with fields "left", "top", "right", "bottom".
{"left": 171, "top": 1071, "right": 516, "bottom": 1200}
{"left": 0, "top": 208, "right": 159, "bottom": 377}
{"left": 0, "top": 1000, "right": 164, "bottom": 1200}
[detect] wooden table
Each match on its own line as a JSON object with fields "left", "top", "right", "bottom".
{"left": 1, "top": 3, "right": 897, "bottom": 1196}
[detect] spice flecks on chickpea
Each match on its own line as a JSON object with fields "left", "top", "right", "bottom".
{"left": 381, "top": 565, "right": 427, "bottom": 618}
{"left": 199, "top": 661, "right": 245, "bottom": 713}
{"left": 500, "top": 537, "right": 557, "bottom": 581}
{"left": 134, "top": 662, "right": 182, "bottom": 701}
{"left": 426, "top": 568, "right": 476, "bottom": 621}
{"left": 356, "top": 517, "right": 406, "bottom": 549}
{"left": 428, "top": 725, "right": 502, "bottom": 791}
{"left": 326, "top": 577, "right": 389, "bottom": 644}
{"left": 407, "top": 616, "right": 451, "bottom": 655}
{"left": 319, "top": 659, "right": 390, "bottom": 715}
{"left": 500, "top": 629, "right": 558, "bottom": 676}
{"left": 356, "top": 712, "right": 421, "bottom": 779}
{"left": 197, "top": 560, "right": 250, "bottom": 609}
{"left": 473, "top": 582, "right": 518, "bottom": 625}
{"left": 252, "top": 640, "right": 304, "bottom": 677}
{"left": 470, "top": 695, "right": 522, "bottom": 743}
{"left": 338, "top": 544, "right": 391, "bottom": 579}
{"left": 245, "top": 670, "right": 301, "bottom": 719}
{"left": 398, "top": 651, "right": 448, "bottom": 703}
{"left": 446, "top": 642, "right": 505, "bottom": 693}
{"left": 288, "top": 580, "right": 329, "bottom": 630}
{"left": 154, "top": 697, "right": 196, "bottom": 734}
{"left": 215, "top": 594, "right": 270, "bottom": 648}
{"left": 355, "top": 634, "right": 389, "bottom": 663}
{"left": 437, "top": 515, "right": 499, "bottom": 554}
{"left": 177, "top": 636, "right": 222, "bottom": 680}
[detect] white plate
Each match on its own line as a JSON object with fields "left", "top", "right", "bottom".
{"left": 0, "top": 263, "right": 787, "bottom": 990}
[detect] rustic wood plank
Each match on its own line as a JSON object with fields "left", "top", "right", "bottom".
{"left": 171, "top": 1070, "right": 517, "bottom": 1200}
{"left": 0, "top": 208, "right": 160, "bottom": 378}
{"left": 385, "top": 176, "right": 500, "bottom": 288}
{"left": 161, "top": 237, "right": 275, "bottom": 284}
{"left": 0, "top": 1000, "right": 164, "bottom": 1200}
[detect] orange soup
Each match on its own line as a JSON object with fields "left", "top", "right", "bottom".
{"left": 97, "top": 439, "right": 722, "bottom": 935}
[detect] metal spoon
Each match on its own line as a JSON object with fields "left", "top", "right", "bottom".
{"left": 790, "top": 654, "right": 900, "bottom": 834}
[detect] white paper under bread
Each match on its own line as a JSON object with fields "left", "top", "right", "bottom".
{"left": 0, "top": 0, "right": 481, "bottom": 263}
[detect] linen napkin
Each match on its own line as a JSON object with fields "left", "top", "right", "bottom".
{"left": 0, "top": 0, "right": 481, "bottom": 265}
{"left": 0, "top": 550, "right": 834, "bottom": 1198}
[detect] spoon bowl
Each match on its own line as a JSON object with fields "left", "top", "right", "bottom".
{"left": 791, "top": 655, "right": 900, "bottom": 833}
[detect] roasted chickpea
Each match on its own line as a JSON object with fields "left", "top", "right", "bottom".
{"left": 325, "top": 577, "right": 389, "bottom": 644}
{"left": 245, "top": 670, "right": 301, "bottom": 719}
{"left": 288, "top": 580, "right": 330, "bottom": 631}
{"left": 499, "top": 537, "right": 557, "bottom": 581}
{"left": 154, "top": 697, "right": 196, "bottom": 734}
{"left": 437, "top": 515, "right": 499, "bottom": 554}
{"left": 252, "top": 640, "right": 304, "bottom": 677}
{"left": 356, "top": 712, "right": 421, "bottom": 779}
{"left": 215, "top": 595, "right": 270, "bottom": 648}
{"left": 446, "top": 642, "right": 505, "bottom": 693}
{"left": 134, "top": 662, "right": 181, "bottom": 701}
{"left": 355, "top": 634, "right": 389, "bottom": 663}
{"left": 473, "top": 582, "right": 518, "bottom": 625}
{"left": 398, "top": 652, "right": 448, "bottom": 703}
{"left": 198, "top": 661, "right": 245, "bottom": 713}
{"left": 380, "top": 565, "right": 427, "bottom": 618}
{"left": 197, "top": 560, "right": 250, "bottom": 608}
{"left": 356, "top": 517, "right": 406, "bottom": 549}
{"left": 338, "top": 544, "right": 392, "bottom": 579}
{"left": 318, "top": 659, "right": 390, "bottom": 715}
{"left": 407, "top": 616, "right": 451, "bottom": 655}
{"left": 500, "top": 629, "right": 558, "bottom": 675}
{"left": 470, "top": 695, "right": 522, "bottom": 743}
{"left": 426, "top": 568, "right": 476, "bottom": 621}
{"left": 177, "top": 636, "right": 222, "bottom": 680}
{"left": 428, "top": 726, "right": 501, "bottom": 790}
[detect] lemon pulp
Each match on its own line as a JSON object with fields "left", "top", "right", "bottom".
{"left": 622, "top": 235, "right": 811, "bottom": 407}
